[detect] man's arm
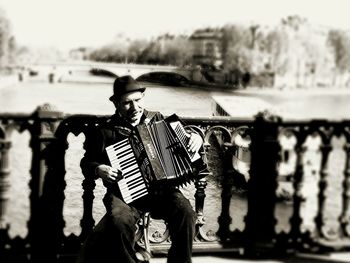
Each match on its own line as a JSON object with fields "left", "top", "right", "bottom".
{"left": 80, "top": 128, "right": 123, "bottom": 183}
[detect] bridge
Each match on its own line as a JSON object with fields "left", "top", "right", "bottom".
{"left": 25, "top": 61, "right": 210, "bottom": 84}
{"left": 1, "top": 104, "right": 350, "bottom": 262}
{"left": 88, "top": 62, "right": 207, "bottom": 82}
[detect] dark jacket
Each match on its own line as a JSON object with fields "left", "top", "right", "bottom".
{"left": 80, "top": 110, "right": 164, "bottom": 198}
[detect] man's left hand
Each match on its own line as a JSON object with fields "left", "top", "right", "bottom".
{"left": 187, "top": 133, "right": 203, "bottom": 153}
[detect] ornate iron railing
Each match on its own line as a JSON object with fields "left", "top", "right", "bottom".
{"left": 1, "top": 104, "right": 350, "bottom": 262}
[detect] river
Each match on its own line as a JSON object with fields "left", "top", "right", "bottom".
{"left": 1, "top": 74, "right": 349, "bottom": 239}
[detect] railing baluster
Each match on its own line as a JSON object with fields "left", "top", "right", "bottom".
{"left": 80, "top": 177, "right": 96, "bottom": 241}
{"left": 0, "top": 136, "right": 12, "bottom": 247}
{"left": 194, "top": 177, "right": 209, "bottom": 240}
{"left": 341, "top": 130, "right": 350, "bottom": 237}
{"left": 316, "top": 127, "right": 333, "bottom": 240}
{"left": 290, "top": 127, "right": 307, "bottom": 250}
{"left": 217, "top": 140, "right": 235, "bottom": 241}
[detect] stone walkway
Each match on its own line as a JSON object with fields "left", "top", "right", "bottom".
{"left": 149, "top": 252, "right": 350, "bottom": 263}
{"left": 151, "top": 256, "right": 281, "bottom": 263}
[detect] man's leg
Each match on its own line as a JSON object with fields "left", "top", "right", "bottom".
{"left": 150, "top": 189, "right": 196, "bottom": 263}
{"left": 104, "top": 193, "right": 143, "bottom": 263}
{"left": 76, "top": 194, "right": 149, "bottom": 263}
{"left": 75, "top": 215, "right": 111, "bottom": 263}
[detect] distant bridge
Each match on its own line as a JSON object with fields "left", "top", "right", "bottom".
{"left": 27, "top": 61, "right": 209, "bottom": 83}
{"left": 89, "top": 62, "right": 206, "bottom": 82}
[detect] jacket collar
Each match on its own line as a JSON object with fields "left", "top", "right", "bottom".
{"left": 110, "top": 109, "right": 153, "bottom": 128}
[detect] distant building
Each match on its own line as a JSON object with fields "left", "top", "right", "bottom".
{"left": 189, "top": 29, "right": 223, "bottom": 69}
{"left": 69, "top": 47, "right": 92, "bottom": 60}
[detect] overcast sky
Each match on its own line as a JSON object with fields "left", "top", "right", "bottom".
{"left": 1, "top": 0, "right": 349, "bottom": 50}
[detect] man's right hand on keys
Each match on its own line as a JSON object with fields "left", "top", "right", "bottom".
{"left": 95, "top": 164, "right": 123, "bottom": 183}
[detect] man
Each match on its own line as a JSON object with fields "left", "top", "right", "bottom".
{"left": 77, "top": 75, "right": 203, "bottom": 263}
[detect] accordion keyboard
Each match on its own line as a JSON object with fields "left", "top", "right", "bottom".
{"left": 106, "top": 138, "right": 149, "bottom": 204}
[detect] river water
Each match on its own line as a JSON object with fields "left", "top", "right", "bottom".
{"left": 1, "top": 74, "right": 349, "bottom": 239}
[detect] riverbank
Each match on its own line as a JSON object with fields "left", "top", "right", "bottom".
{"left": 236, "top": 86, "right": 350, "bottom": 96}
{"left": 232, "top": 86, "right": 350, "bottom": 120}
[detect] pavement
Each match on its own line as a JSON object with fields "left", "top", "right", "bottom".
{"left": 150, "top": 256, "right": 281, "bottom": 263}
{"left": 148, "top": 253, "right": 350, "bottom": 263}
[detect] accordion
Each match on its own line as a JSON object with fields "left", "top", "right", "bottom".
{"left": 106, "top": 115, "right": 205, "bottom": 204}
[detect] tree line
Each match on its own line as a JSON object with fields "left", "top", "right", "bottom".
{"left": 85, "top": 15, "right": 350, "bottom": 87}
{"left": 2, "top": 11, "right": 350, "bottom": 87}
{"left": 0, "top": 7, "right": 17, "bottom": 71}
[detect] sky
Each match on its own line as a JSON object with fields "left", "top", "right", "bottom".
{"left": 0, "top": 0, "right": 350, "bottom": 51}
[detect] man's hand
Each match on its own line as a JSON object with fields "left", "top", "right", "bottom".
{"left": 95, "top": 164, "right": 123, "bottom": 183}
{"left": 187, "top": 133, "right": 203, "bottom": 153}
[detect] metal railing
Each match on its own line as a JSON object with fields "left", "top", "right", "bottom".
{"left": 1, "top": 104, "right": 350, "bottom": 262}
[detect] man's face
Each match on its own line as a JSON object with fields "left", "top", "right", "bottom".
{"left": 115, "top": 91, "right": 144, "bottom": 125}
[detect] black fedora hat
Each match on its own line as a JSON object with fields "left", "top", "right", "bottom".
{"left": 109, "top": 75, "right": 146, "bottom": 101}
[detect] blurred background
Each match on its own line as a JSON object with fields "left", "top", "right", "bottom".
{"left": 1, "top": 0, "right": 350, "bottom": 91}
{"left": 0, "top": 0, "right": 349, "bottom": 252}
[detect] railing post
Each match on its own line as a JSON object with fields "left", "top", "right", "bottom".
{"left": 0, "top": 137, "right": 12, "bottom": 247}
{"left": 316, "top": 128, "right": 333, "bottom": 240}
{"left": 289, "top": 129, "right": 307, "bottom": 251}
{"left": 80, "top": 176, "right": 96, "bottom": 241}
{"left": 245, "top": 112, "right": 280, "bottom": 257}
{"left": 28, "top": 104, "right": 64, "bottom": 263}
{"left": 342, "top": 138, "right": 350, "bottom": 237}
{"left": 217, "top": 141, "right": 235, "bottom": 241}
{"left": 194, "top": 131, "right": 213, "bottom": 241}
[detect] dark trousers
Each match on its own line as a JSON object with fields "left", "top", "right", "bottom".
{"left": 76, "top": 189, "right": 196, "bottom": 263}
